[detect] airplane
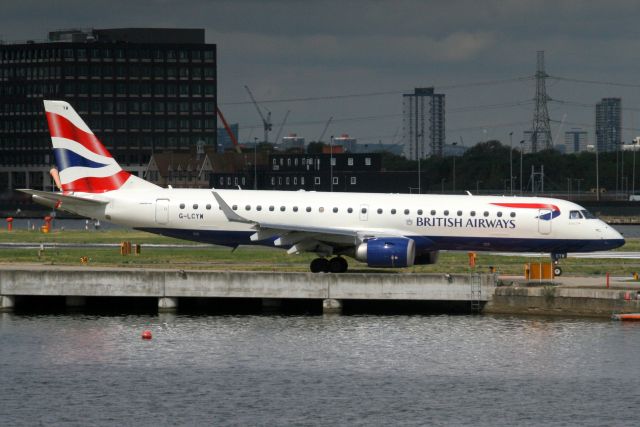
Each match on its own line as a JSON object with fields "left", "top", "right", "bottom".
{"left": 19, "top": 100, "right": 625, "bottom": 274}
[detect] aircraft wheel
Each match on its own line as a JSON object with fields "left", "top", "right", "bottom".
{"left": 329, "top": 257, "right": 348, "bottom": 273}
{"left": 554, "top": 266, "right": 562, "bottom": 277}
{"left": 310, "top": 257, "right": 329, "bottom": 273}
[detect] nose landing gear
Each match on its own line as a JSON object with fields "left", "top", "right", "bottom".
{"left": 551, "top": 252, "right": 567, "bottom": 276}
{"left": 310, "top": 256, "right": 348, "bottom": 273}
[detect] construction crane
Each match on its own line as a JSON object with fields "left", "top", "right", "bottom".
{"left": 274, "top": 110, "right": 291, "bottom": 145}
{"left": 317, "top": 116, "right": 333, "bottom": 143}
{"left": 216, "top": 107, "right": 242, "bottom": 153}
{"left": 244, "top": 85, "right": 272, "bottom": 143}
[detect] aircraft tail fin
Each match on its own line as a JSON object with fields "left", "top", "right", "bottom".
{"left": 43, "top": 100, "right": 158, "bottom": 193}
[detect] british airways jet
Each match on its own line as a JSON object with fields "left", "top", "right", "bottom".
{"left": 19, "top": 100, "right": 625, "bottom": 273}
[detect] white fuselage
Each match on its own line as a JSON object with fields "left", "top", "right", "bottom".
{"left": 75, "top": 188, "right": 624, "bottom": 254}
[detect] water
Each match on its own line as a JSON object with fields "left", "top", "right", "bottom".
{"left": 1, "top": 313, "right": 639, "bottom": 426}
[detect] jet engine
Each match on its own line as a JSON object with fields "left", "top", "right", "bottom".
{"left": 355, "top": 237, "right": 416, "bottom": 268}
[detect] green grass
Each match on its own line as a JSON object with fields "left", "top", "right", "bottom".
{"left": 0, "top": 229, "right": 637, "bottom": 276}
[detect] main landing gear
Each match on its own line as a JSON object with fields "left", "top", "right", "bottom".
{"left": 310, "top": 256, "right": 348, "bottom": 273}
{"left": 551, "top": 252, "right": 567, "bottom": 276}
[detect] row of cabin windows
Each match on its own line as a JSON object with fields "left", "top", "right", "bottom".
{"left": 272, "top": 157, "right": 372, "bottom": 167}
{"left": 176, "top": 203, "right": 516, "bottom": 218}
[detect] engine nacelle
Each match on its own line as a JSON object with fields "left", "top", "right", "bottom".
{"left": 355, "top": 237, "right": 416, "bottom": 268}
{"left": 414, "top": 250, "right": 440, "bottom": 265}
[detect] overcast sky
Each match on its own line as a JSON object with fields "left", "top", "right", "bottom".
{"left": 4, "top": 0, "right": 640, "bottom": 149}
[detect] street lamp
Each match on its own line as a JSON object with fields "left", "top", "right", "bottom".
{"left": 519, "top": 140, "right": 525, "bottom": 195}
{"left": 253, "top": 137, "right": 258, "bottom": 190}
{"left": 452, "top": 141, "right": 457, "bottom": 193}
{"left": 509, "top": 131, "right": 513, "bottom": 195}
{"left": 416, "top": 132, "right": 423, "bottom": 194}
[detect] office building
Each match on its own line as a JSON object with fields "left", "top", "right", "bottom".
{"left": 595, "top": 98, "right": 621, "bottom": 152}
{"left": 564, "top": 128, "right": 588, "bottom": 154}
{"left": 403, "top": 87, "right": 445, "bottom": 159}
{"left": 0, "top": 27, "right": 217, "bottom": 191}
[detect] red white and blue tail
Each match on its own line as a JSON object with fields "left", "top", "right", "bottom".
{"left": 44, "top": 100, "right": 157, "bottom": 193}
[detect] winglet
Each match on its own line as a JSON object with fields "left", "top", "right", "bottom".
{"left": 212, "top": 191, "right": 254, "bottom": 224}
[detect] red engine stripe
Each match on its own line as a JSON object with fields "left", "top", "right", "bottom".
{"left": 61, "top": 170, "right": 131, "bottom": 193}
{"left": 490, "top": 202, "right": 559, "bottom": 211}
{"left": 46, "top": 112, "right": 112, "bottom": 158}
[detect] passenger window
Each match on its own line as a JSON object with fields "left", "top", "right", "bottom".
{"left": 510, "top": 212, "right": 516, "bottom": 218}
{"left": 245, "top": 205, "right": 251, "bottom": 211}
{"left": 417, "top": 209, "right": 423, "bottom": 215}
{"left": 269, "top": 206, "right": 274, "bottom": 211}
{"left": 319, "top": 207, "right": 325, "bottom": 213}
{"left": 333, "top": 207, "right": 338, "bottom": 213}
{"left": 306, "top": 207, "right": 312, "bottom": 212}
{"left": 232, "top": 205, "right": 238, "bottom": 211}
{"left": 470, "top": 211, "right": 476, "bottom": 217}
{"left": 193, "top": 204, "right": 198, "bottom": 209}
{"left": 293, "top": 206, "right": 298, "bottom": 212}
{"left": 256, "top": 206, "right": 262, "bottom": 211}
{"left": 457, "top": 210, "right": 462, "bottom": 216}
{"left": 444, "top": 210, "right": 449, "bottom": 216}
{"left": 391, "top": 209, "right": 396, "bottom": 215}
{"left": 348, "top": 208, "right": 353, "bottom": 213}
{"left": 497, "top": 212, "right": 502, "bottom": 217}
{"left": 377, "top": 208, "right": 383, "bottom": 214}
{"left": 483, "top": 211, "right": 489, "bottom": 217}
{"left": 431, "top": 210, "right": 436, "bottom": 215}
{"left": 206, "top": 204, "right": 211, "bottom": 210}
{"left": 179, "top": 203, "right": 185, "bottom": 209}
{"left": 280, "top": 206, "right": 286, "bottom": 212}
{"left": 361, "top": 207, "right": 367, "bottom": 214}
{"left": 404, "top": 209, "right": 410, "bottom": 215}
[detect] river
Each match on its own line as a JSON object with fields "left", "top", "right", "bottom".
{"left": 1, "top": 313, "right": 639, "bottom": 426}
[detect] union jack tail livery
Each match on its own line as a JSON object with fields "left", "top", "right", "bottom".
{"left": 44, "top": 100, "right": 155, "bottom": 193}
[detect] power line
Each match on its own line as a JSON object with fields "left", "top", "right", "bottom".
{"left": 219, "top": 76, "right": 534, "bottom": 106}
{"left": 549, "top": 75, "right": 640, "bottom": 89}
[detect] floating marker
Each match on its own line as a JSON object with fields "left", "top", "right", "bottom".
{"left": 141, "top": 330, "right": 152, "bottom": 340}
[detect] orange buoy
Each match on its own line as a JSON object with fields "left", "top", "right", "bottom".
{"left": 141, "top": 330, "right": 153, "bottom": 340}
{"left": 611, "top": 314, "right": 640, "bottom": 321}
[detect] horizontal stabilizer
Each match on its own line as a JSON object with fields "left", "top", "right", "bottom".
{"left": 17, "top": 189, "right": 108, "bottom": 210}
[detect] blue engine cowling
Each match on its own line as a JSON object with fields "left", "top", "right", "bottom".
{"left": 355, "top": 237, "right": 416, "bottom": 268}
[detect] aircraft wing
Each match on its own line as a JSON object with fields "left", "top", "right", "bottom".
{"left": 212, "top": 191, "right": 430, "bottom": 255}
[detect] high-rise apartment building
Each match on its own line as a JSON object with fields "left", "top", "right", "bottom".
{"left": 403, "top": 87, "right": 445, "bottom": 159}
{"left": 0, "top": 28, "right": 217, "bottom": 191}
{"left": 595, "top": 98, "right": 621, "bottom": 152}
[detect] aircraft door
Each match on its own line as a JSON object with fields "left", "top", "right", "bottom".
{"left": 359, "top": 204, "right": 369, "bottom": 221}
{"left": 155, "top": 199, "right": 170, "bottom": 224}
{"left": 538, "top": 209, "right": 551, "bottom": 235}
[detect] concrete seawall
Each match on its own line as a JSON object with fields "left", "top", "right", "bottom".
{"left": 0, "top": 266, "right": 494, "bottom": 314}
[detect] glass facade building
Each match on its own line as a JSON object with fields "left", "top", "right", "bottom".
{"left": 0, "top": 28, "right": 216, "bottom": 190}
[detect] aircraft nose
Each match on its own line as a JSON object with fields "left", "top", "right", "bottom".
{"left": 599, "top": 223, "right": 625, "bottom": 249}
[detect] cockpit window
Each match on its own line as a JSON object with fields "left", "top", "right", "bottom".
{"left": 569, "top": 210, "right": 583, "bottom": 219}
{"left": 581, "top": 210, "right": 596, "bottom": 219}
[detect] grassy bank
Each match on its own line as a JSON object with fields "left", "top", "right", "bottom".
{"left": 0, "top": 229, "right": 638, "bottom": 276}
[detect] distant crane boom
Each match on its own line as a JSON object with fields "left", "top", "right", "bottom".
{"left": 216, "top": 107, "right": 242, "bottom": 153}
{"left": 318, "top": 116, "right": 333, "bottom": 143}
{"left": 244, "top": 85, "right": 272, "bottom": 143}
{"left": 274, "top": 110, "right": 291, "bottom": 144}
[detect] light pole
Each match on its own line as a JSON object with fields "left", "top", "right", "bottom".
{"left": 476, "top": 180, "right": 482, "bottom": 194}
{"left": 452, "top": 141, "right": 457, "bottom": 193}
{"left": 330, "top": 135, "right": 334, "bottom": 192}
{"left": 253, "top": 137, "right": 257, "bottom": 190}
{"left": 633, "top": 138, "right": 637, "bottom": 195}
{"left": 509, "top": 131, "right": 513, "bottom": 195}
{"left": 519, "top": 140, "right": 525, "bottom": 195}
{"left": 416, "top": 132, "right": 422, "bottom": 194}
{"left": 441, "top": 178, "right": 446, "bottom": 193}
{"left": 595, "top": 133, "right": 600, "bottom": 201}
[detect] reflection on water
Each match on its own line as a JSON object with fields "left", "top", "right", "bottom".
{"left": 1, "top": 313, "right": 639, "bottom": 426}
